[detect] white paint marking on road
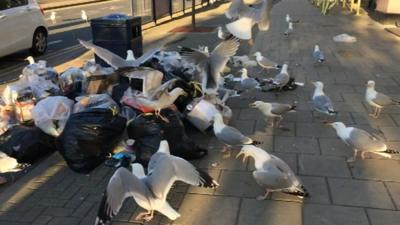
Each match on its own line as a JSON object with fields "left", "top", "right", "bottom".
{"left": 48, "top": 40, "right": 63, "bottom": 46}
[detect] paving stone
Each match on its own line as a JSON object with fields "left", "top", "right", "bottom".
{"left": 198, "top": 149, "right": 247, "bottom": 171}
{"left": 299, "top": 155, "right": 351, "bottom": 177}
{"left": 351, "top": 159, "right": 400, "bottom": 182}
{"left": 328, "top": 178, "right": 395, "bottom": 209}
{"left": 31, "top": 216, "right": 52, "bottom": 225}
{"left": 47, "top": 217, "right": 80, "bottom": 225}
{"left": 352, "top": 112, "right": 396, "bottom": 126}
{"left": 304, "top": 204, "right": 369, "bottom": 225}
{"left": 313, "top": 111, "right": 355, "bottom": 124}
{"left": 238, "top": 108, "right": 264, "bottom": 120}
{"left": 380, "top": 126, "right": 400, "bottom": 141}
{"left": 367, "top": 209, "right": 400, "bottom": 225}
{"left": 42, "top": 207, "right": 74, "bottom": 217}
{"left": 319, "top": 137, "right": 351, "bottom": 157}
{"left": 283, "top": 110, "right": 313, "bottom": 123}
{"left": 172, "top": 195, "right": 240, "bottom": 225}
{"left": 237, "top": 199, "right": 302, "bottom": 225}
{"left": 385, "top": 182, "right": 400, "bottom": 209}
{"left": 274, "top": 136, "right": 319, "bottom": 154}
{"left": 296, "top": 123, "right": 337, "bottom": 138}
{"left": 215, "top": 171, "right": 263, "bottom": 198}
{"left": 254, "top": 121, "right": 295, "bottom": 137}
{"left": 228, "top": 119, "right": 256, "bottom": 135}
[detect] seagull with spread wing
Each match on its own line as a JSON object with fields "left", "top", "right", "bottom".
{"left": 78, "top": 39, "right": 160, "bottom": 69}
{"left": 179, "top": 37, "right": 240, "bottom": 95}
{"left": 236, "top": 145, "right": 308, "bottom": 200}
{"left": 95, "top": 140, "right": 219, "bottom": 224}
{"left": 225, "top": 0, "right": 281, "bottom": 40}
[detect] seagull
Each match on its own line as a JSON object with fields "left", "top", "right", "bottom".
{"left": 365, "top": 80, "right": 400, "bottom": 118}
{"left": 95, "top": 140, "right": 218, "bottom": 224}
{"left": 253, "top": 52, "right": 281, "bottom": 70}
{"left": 325, "top": 122, "right": 399, "bottom": 162}
{"left": 232, "top": 55, "right": 258, "bottom": 67}
{"left": 131, "top": 79, "right": 187, "bottom": 122}
{"left": 126, "top": 50, "right": 135, "bottom": 61}
{"left": 312, "top": 81, "right": 337, "bottom": 116}
{"left": 285, "top": 14, "right": 299, "bottom": 23}
{"left": 217, "top": 26, "right": 231, "bottom": 40}
{"left": 239, "top": 68, "right": 260, "bottom": 91}
{"left": 50, "top": 11, "right": 57, "bottom": 24}
{"left": 249, "top": 101, "right": 296, "bottom": 127}
{"left": 179, "top": 37, "right": 240, "bottom": 95}
{"left": 225, "top": 0, "right": 281, "bottom": 40}
{"left": 212, "top": 113, "right": 258, "bottom": 156}
{"left": 269, "top": 63, "right": 290, "bottom": 90}
{"left": 78, "top": 39, "right": 160, "bottom": 70}
{"left": 81, "top": 10, "right": 88, "bottom": 22}
{"left": 25, "top": 56, "right": 35, "bottom": 65}
{"left": 198, "top": 45, "right": 209, "bottom": 54}
{"left": 284, "top": 22, "right": 293, "bottom": 36}
{"left": 313, "top": 45, "right": 325, "bottom": 63}
{"left": 236, "top": 145, "right": 308, "bottom": 200}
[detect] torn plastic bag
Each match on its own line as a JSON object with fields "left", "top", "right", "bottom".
{"left": 73, "top": 94, "right": 119, "bottom": 113}
{"left": 59, "top": 67, "right": 87, "bottom": 99}
{"left": 0, "top": 125, "right": 56, "bottom": 164}
{"left": 127, "top": 108, "right": 207, "bottom": 166}
{"left": 31, "top": 96, "right": 74, "bottom": 137}
{"left": 56, "top": 108, "right": 126, "bottom": 173}
{"left": 19, "top": 73, "right": 61, "bottom": 100}
{"left": 22, "top": 60, "right": 58, "bottom": 83}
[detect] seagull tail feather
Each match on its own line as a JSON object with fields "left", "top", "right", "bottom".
{"left": 385, "top": 149, "right": 400, "bottom": 154}
{"left": 250, "top": 140, "right": 263, "bottom": 146}
{"left": 197, "top": 168, "right": 219, "bottom": 189}
{"left": 285, "top": 185, "right": 310, "bottom": 198}
{"left": 328, "top": 110, "right": 338, "bottom": 115}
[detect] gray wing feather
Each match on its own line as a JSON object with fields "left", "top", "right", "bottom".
{"left": 273, "top": 73, "right": 289, "bottom": 87}
{"left": 346, "top": 128, "right": 386, "bottom": 152}
{"left": 373, "top": 92, "right": 395, "bottom": 106}
{"left": 79, "top": 39, "right": 131, "bottom": 69}
{"left": 133, "top": 48, "right": 161, "bottom": 66}
{"left": 217, "top": 126, "right": 253, "bottom": 146}
{"left": 253, "top": 169, "right": 292, "bottom": 190}
{"left": 270, "top": 103, "right": 292, "bottom": 115}
{"left": 241, "top": 78, "right": 259, "bottom": 89}
{"left": 147, "top": 78, "right": 178, "bottom": 100}
{"left": 313, "top": 95, "right": 334, "bottom": 112}
{"left": 146, "top": 153, "right": 205, "bottom": 199}
{"left": 258, "top": 56, "right": 278, "bottom": 68}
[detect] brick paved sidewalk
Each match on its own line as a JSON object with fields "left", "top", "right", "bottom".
{"left": 2, "top": 0, "right": 400, "bottom": 225}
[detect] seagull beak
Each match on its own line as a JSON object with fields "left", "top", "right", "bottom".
{"left": 323, "top": 121, "right": 332, "bottom": 126}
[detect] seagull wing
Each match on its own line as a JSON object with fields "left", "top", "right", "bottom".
{"left": 225, "top": 0, "right": 248, "bottom": 19}
{"left": 79, "top": 39, "right": 131, "bottom": 69}
{"left": 146, "top": 152, "right": 218, "bottom": 200}
{"left": 346, "top": 128, "right": 387, "bottom": 152}
{"left": 258, "top": 56, "right": 278, "bottom": 68}
{"left": 133, "top": 48, "right": 161, "bottom": 67}
{"left": 253, "top": 168, "right": 292, "bottom": 190}
{"left": 313, "top": 95, "right": 334, "bottom": 112}
{"left": 273, "top": 73, "right": 290, "bottom": 87}
{"left": 95, "top": 167, "right": 151, "bottom": 225}
{"left": 270, "top": 103, "right": 293, "bottom": 115}
{"left": 258, "top": 0, "right": 275, "bottom": 30}
{"left": 226, "top": 17, "right": 254, "bottom": 40}
{"left": 372, "top": 92, "right": 395, "bottom": 106}
{"left": 147, "top": 78, "right": 179, "bottom": 100}
{"left": 179, "top": 47, "right": 209, "bottom": 65}
{"left": 217, "top": 126, "right": 253, "bottom": 146}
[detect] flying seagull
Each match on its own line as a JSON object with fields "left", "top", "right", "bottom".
{"left": 236, "top": 145, "right": 308, "bottom": 200}
{"left": 78, "top": 39, "right": 160, "bottom": 70}
{"left": 325, "top": 122, "right": 399, "bottom": 162}
{"left": 253, "top": 51, "right": 281, "bottom": 70}
{"left": 95, "top": 140, "right": 218, "bottom": 224}
{"left": 313, "top": 45, "right": 325, "bottom": 63}
{"left": 212, "top": 113, "right": 259, "bottom": 156}
{"left": 312, "top": 81, "right": 337, "bottom": 116}
{"left": 225, "top": 0, "right": 281, "bottom": 40}
{"left": 179, "top": 37, "right": 240, "bottom": 95}
{"left": 365, "top": 80, "right": 400, "bottom": 118}
{"left": 249, "top": 101, "right": 295, "bottom": 127}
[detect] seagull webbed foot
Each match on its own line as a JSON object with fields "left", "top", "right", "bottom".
{"left": 256, "top": 190, "right": 270, "bottom": 201}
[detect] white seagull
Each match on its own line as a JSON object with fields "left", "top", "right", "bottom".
{"left": 126, "top": 50, "right": 135, "bottom": 61}
{"left": 269, "top": 63, "right": 290, "bottom": 89}
{"left": 325, "top": 122, "right": 399, "bottom": 162}
{"left": 81, "top": 10, "right": 88, "bottom": 22}
{"left": 239, "top": 68, "right": 260, "bottom": 91}
{"left": 217, "top": 26, "right": 231, "bottom": 40}
{"left": 179, "top": 37, "right": 240, "bottom": 95}
{"left": 253, "top": 52, "right": 280, "bottom": 70}
{"left": 312, "top": 81, "right": 337, "bottom": 116}
{"left": 232, "top": 55, "right": 258, "bottom": 67}
{"left": 249, "top": 101, "right": 296, "bottom": 127}
{"left": 313, "top": 45, "right": 325, "bottom": 63}
{"left": 79, "top": 39, "right": 160, "bottom": 69}
{"left": 236, "top": 145, "right": 308, "bottom": 200}
{"left": 225, "top": 0, "right": 281, "bottom": 40}
{"left": 95, "top": 140, "right": 219, "bottom": 224}
{"left": 365, "top": 80, "right": 400, "bottom": 118}
{"left": 50, "top": 11, "right": 57, "bottom": 24}
{"left": 284, "top": 22, "right": 293, "bottom": 36}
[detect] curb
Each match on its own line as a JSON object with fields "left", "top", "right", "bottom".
{"left": 41, "top": 0, "right": 113, "bottom": 10}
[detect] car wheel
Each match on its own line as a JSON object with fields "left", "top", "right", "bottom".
{"left": 31, "top": 28, "right": 47, "bottom": 56}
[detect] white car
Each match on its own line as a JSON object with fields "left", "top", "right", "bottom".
{"left": 0, "top": 0, "right": 48, "bottom": 58}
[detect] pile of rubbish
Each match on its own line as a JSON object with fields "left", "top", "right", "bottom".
{"left": 0, "top": 47, "right": 236, "bottom": 175}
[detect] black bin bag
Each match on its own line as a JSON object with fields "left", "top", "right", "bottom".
{"left": 0, "top": 125, "right": 56, "bottom": 164}
{"left": 127, "top": 108, "right": 207, "bottom": 166}
{"left": 56, "top": 108, "right": 127, "bottom": 174}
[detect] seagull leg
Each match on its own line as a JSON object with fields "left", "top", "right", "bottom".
{"left": 369, "top": 107, "right": 378, "bottom": 118}
{"left": 376, "top": 108, "right": 382, "bottom": 118}
{"left": 155, "top": 110, "right": 170, "bottom": 123}
{"left": 256, "top": 189, "right": 270, "bottom": 200}
{"left": 222, "top": 145, "right": 231, "bottom": 159}
{"left": 347, "top": 149, "right": 358, "bottom": 162}
{"left": 143, "top": 210, "right": 154, "bottom": 222}
{"left": 135, "top": 210, "right": 153, "bottom": 221}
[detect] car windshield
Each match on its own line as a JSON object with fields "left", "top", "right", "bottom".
{"left": 0, "top": 0, "right": 28, "bottom": 11}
